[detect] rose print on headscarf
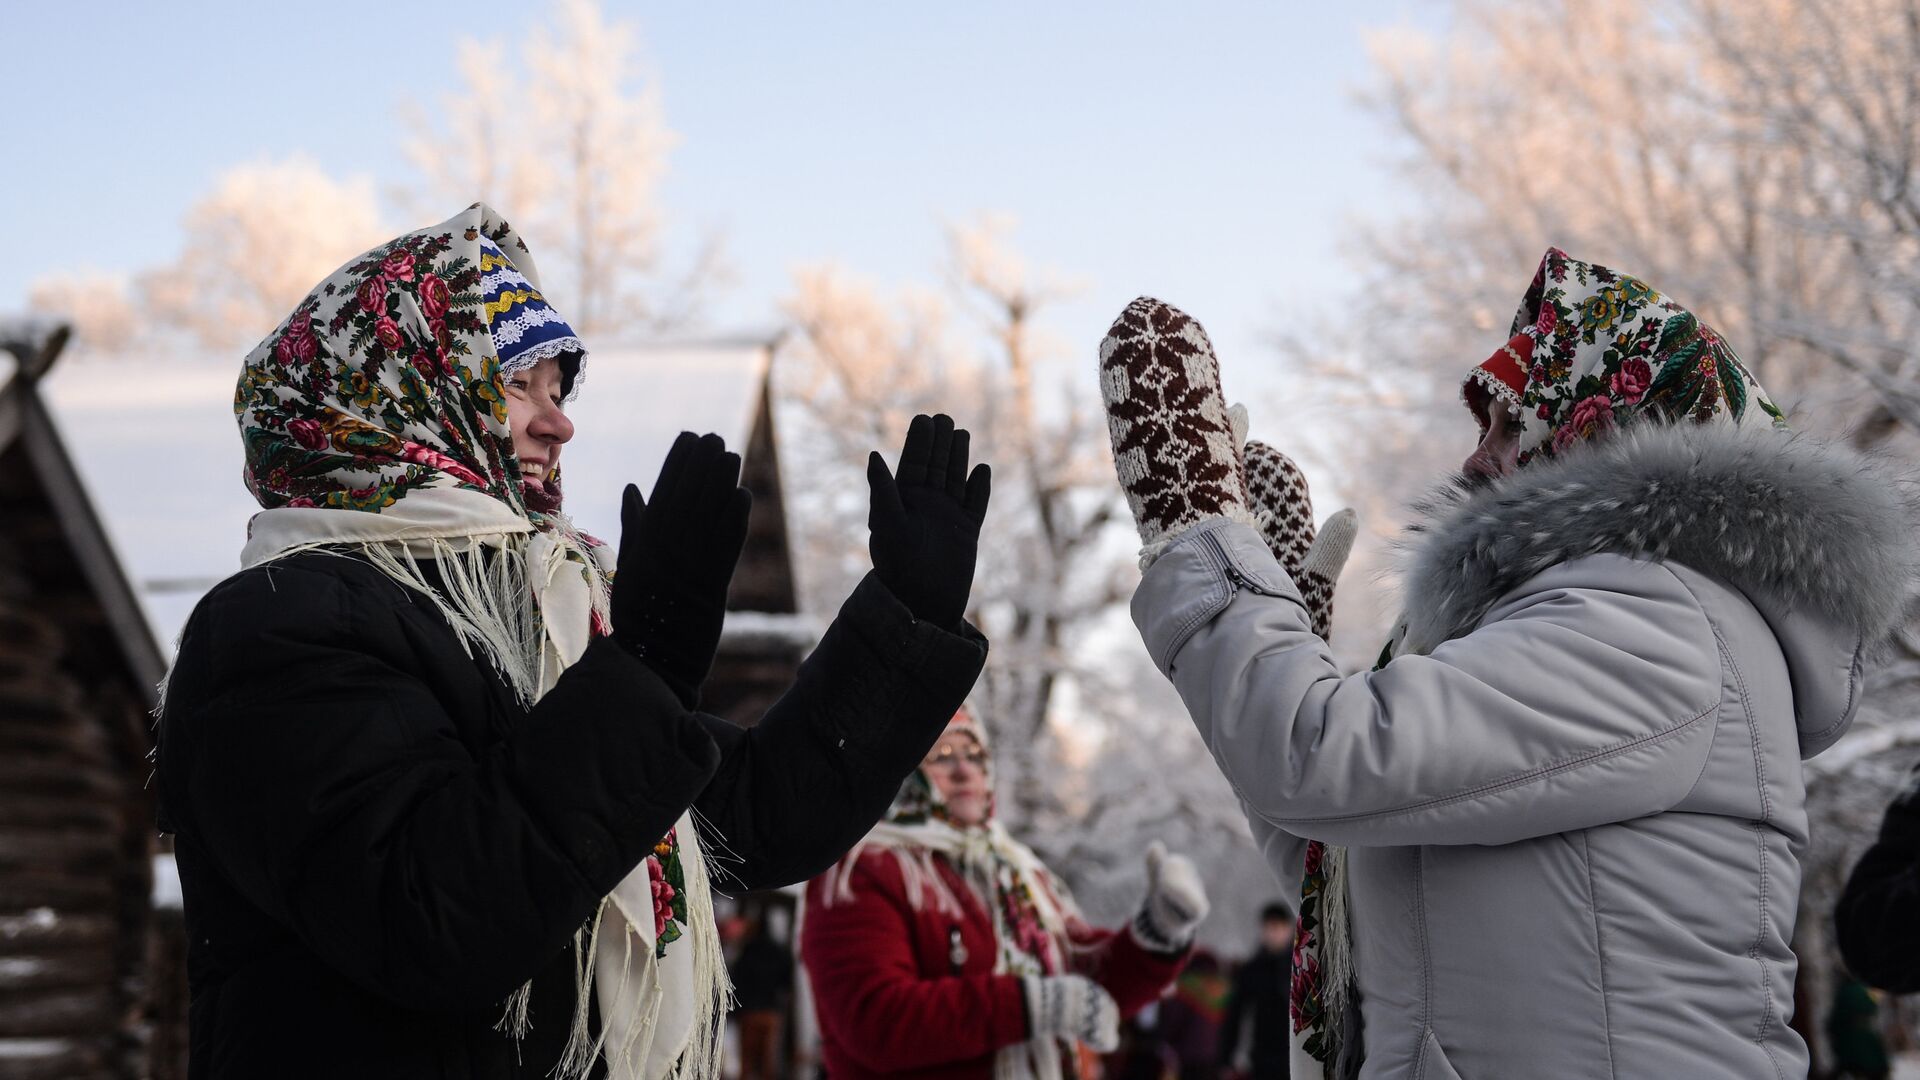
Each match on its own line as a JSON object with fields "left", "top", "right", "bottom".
{"left": 1463, "top": 248, "right": 1787, "bottom": 467}
{"left": 235, "top": 203, "right": 590, "bottom": 520}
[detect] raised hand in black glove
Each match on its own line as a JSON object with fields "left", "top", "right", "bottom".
{"left": 866, "top": 414, "right": 992, "bottom": 630}
{"left": 612, "top": 431, "right": 753, "bottom": 709}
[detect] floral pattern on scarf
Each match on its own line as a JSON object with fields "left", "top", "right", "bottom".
{"left": 1464, "top": 247, "right": 1786, "bottom": 467}
{"left": 648, "top": 828, "right": 688, "bottom": 958}
{"left": 236, "top": 204, "right": 548, "bottom": 516}
{"left": 1292, "top": 840, "right": 1328, "bottom": 1045}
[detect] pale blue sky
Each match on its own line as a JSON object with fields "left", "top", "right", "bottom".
{"left": 2, "top": 2, "right": 1445, "bottom": 401}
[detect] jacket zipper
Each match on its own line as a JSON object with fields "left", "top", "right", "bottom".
{"left": 1163, "top": 528, "right": 1283, "bottom": 671}
{"left": 1221, "top": 558, "right": 1281, "bottom": 597}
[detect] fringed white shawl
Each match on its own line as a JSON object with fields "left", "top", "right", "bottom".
{"left": 241, "top": 487, "right": 732, "bottom": 1079}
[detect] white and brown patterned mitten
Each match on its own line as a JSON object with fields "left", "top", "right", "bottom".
{"left": 1099, "top": 297, "right": 1254, "bottom": 564}
{"left": 1244, "top": 440, "right": 1357, "bottom": 641}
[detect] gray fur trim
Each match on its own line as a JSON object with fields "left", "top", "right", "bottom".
{"left": 1397, "top": 423, "right": 1919, "bottom": 654}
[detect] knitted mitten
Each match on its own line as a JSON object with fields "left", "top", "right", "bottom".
{"left": 1245, "top": 439, "right": 1317, "bottom": 577}
{"left": 1243, "top": 440, "right": 1357, "bottom": 641}
{"left": 1021, "top": 974, "right": 1120, "bottom": 1053}
{"left": 1132, "top": 840, "right": 1210, "bottom": 953}
{"left": 1099, "top": 297, "right": 1253, "bottom": 564}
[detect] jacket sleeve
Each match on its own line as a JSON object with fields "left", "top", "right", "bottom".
{"left": 800, "top": 854, "right": 1028, "bottom": 1070}
{"left": 160, "top": 561, "right": 723, "bottom": 1012}
{"left": 691, "top": 572, "right": 988, "bottom": 891}
{"left": 1066, "top": 920, "right": 1186, "bottom": 1017}
{"left": 1130, "top": 520, "right": 1725, "bottom": 848}
{"left": 1836, "top": 773, "right": 1920, "bottom": 992}
{"left": 1240, "top": 801, "right": 1310, "bottom": 906}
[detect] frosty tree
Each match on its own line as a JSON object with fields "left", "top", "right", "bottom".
{"left": 30, "top": 157, "right": 386, "bottom": 353}
{"left": 400, "top": 0, "right": 722, "bottom": 336}
{"left": 779, "top": 217, "right": 1117, "bottom": 833}
{"left": 27, "top": 271, "right": 137, "bottom": 353}
{"left": 779, "top": 218, "right": 1287, "bottom": 947}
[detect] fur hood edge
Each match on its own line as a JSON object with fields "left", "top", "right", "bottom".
{"left": 1397, "top": 423, "right": 1919, "bottom": 654}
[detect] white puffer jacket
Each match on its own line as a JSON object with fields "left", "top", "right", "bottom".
{"left": 1131, "top": 424, "right": 1914, "bottom": 1080}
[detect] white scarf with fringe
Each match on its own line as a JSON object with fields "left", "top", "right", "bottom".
{"left": 241, "top": 487, "right": 731, "bottom": 1080}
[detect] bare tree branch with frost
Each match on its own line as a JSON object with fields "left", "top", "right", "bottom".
{"left": 27, "top": 271, "right": 138, "bottom": 353}
{"left": 118, "top": 157, "right": 386, "bottom": 351}
{"left": 400, "top": 0, "right": 724, "bottom": 336}
{"left": 778, "top": 219, "right": 1287, "bottom": 945}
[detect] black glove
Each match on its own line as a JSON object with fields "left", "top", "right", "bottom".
{"left": 612, "top": 431, "right": 753, "bottom": 708}
{"left": 866, "top": 414, "right": 991, "bottom": 630}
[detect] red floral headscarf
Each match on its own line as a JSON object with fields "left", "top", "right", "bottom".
{"left": 1464, "top": 248, "right": 1787, "bottom": 467}
{"left": 235, "top": 202, "right": 581, "bottom": 518}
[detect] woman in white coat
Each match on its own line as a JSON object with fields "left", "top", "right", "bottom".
{"left": 1097, "top": 250, "right": 1915, "bottom": 1079}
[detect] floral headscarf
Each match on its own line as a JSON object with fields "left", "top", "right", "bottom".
{"left": 232, "top": 204, "right": 724, "bottom": 1080}
{"left": 1463, "top": 247, "right": 1787, "bottom": 466}
{"left": 237, "top": 203, "right": 583, "bottom": 517}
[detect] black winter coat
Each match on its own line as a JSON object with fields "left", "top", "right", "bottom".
{"left": 157, "top": 552, "right": 986, "bottom": 1079}
{"left": 1837, "top": 765, "right": 1920, "bottom": 993}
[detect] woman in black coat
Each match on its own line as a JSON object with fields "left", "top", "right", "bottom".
{"left": 156, "top": 204, "right": 991, "bottom": 1079}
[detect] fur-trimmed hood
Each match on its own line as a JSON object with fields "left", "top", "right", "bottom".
{"left": 1398, "top": 422, "right": 1918, "bottom": 756}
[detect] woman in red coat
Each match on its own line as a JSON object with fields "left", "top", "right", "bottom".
{"left": 801, "top": 708, "right": 1208, "bottom": 1079}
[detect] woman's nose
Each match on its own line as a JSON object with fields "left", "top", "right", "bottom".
{"left": 532, "top": 403, "right": 575, "bottom": 445}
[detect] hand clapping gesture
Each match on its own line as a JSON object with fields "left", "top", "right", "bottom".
{"left": 866, "top": 414, "right": 992, "bottom": 629}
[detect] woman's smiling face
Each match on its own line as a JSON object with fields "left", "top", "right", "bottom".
{"left": 503, "top": 354, "right": 575, "bottom": 512}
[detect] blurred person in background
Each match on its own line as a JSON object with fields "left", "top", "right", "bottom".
{"left": 1836, "top": 764, "right": 1920, "bottom": 995}
{"left": 1826, "top": 974, "right": 1892, "bottom": 1080}
{"left": 1156, "top": 950, "right": 1230, "bottom": 1080}
{"left": 1217, "top": 904, "right": 1293, "bottom": 1080}
{"left": 799, "top": 706, "right": 1208, "bottom": 1079}
{"left": 1107, "top": 1000, "right": 1178, "bottom": 1080}
{"left": 156, "top": 204, "right": 993, "bottom": 1080}
{"left": 731, "top": 914, "right": 796, "bottom": 1080}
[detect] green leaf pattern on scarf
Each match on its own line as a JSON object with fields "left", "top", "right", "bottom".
{"left": 235, "top": 206, "right": 532, "bottom": 516}
{"left": 1496, "top": 248, "right": 1786, "bottom": 467}
{"left": 649, "top": 829, "right": 689, "bottom": 959}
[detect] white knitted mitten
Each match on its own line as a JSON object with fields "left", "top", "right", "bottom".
{"left": 1021, "top": 974, "right": 1120, "bottom": 1053}
{"left": 1133, "top": 840, "right": 1210, "bottom": 953}
{"left": 1099, "top": 297, "right": 1252, "bottom": 564}
{"left": 1244, "top": 440, "right": 1357, "bottom": 641}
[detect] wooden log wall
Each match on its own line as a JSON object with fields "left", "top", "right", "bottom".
{"left": 0, "top": 448, "right": 160, "bottom": 1080}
